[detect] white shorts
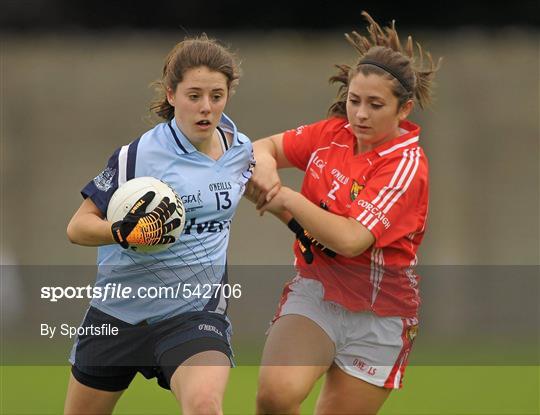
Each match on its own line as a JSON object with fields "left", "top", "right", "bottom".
{"left": 272, "top": 276, "right": 418, "bottom": 389}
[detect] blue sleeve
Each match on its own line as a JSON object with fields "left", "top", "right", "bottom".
{"left": 81, "top": 148, "right": 121, "bottom": 216}
{"left": 81, "top": 138, "right": 140, "bottom": 216}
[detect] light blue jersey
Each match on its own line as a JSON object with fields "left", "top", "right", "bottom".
{"left": 81, "top": 114, "right": 254, "bottom": 324}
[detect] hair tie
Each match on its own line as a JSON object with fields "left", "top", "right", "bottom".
{"left": 359, "top": 59, "right": 412, "bottom": 93}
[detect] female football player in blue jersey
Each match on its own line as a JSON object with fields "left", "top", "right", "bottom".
{"left": 64, "top": 35, "right": 254, "bottom": 415}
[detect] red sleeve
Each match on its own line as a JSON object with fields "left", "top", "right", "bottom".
{"left": 348, "top": 148, "right": 428, "bottom": 247}
{"left": 282, "top": 119, "right": 336, "bottom": 170}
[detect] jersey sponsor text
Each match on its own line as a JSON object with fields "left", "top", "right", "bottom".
{"left": 183, "top": 217, "right": 231, "bottom": 234}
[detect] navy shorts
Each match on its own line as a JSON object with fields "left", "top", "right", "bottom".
{"left": 69, "top": 306, "right": 233, "bottom": 391}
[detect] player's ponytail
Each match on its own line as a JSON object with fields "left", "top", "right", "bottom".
{"left": 328, "top": 11, "right": 441, "bottom": 117}
{"left": 150, "top": 34, "right": 241, "bottom": 121}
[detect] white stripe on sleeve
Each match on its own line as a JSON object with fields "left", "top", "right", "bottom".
{"left": 356, "top": 149, "right": 410, "bottom": 224}
{"left": 117, "top": 145, "right": 129, "bottom": 186}
{"left": 366, "top": 149, "right": 420, "bottom": 230}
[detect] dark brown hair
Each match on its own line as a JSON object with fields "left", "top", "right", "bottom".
{"left": 150, "top": 34, "right": 241, "bottom": 121}
{"left": 328, "top": 11, "right": 441, "bottom": 117}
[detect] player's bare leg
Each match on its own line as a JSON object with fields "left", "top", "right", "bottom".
{"left": 170, "top": 350, "right": 230, "bottom": 415}
{"left": 315, "top": 363, "right": 391, "bottom": 415}
{"left": 64, "top": 374, "right": 125, "bottom": 415}
{"left": 256, "top": 314, "right": 335, "bottom": 414}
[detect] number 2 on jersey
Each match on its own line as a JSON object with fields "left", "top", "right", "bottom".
{"left": 327, "top": 180, "right": 340, "bottom": 200}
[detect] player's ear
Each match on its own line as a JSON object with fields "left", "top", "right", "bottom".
{"left": 166, "top": 87, "right": 176, "bottom": 107}
{"left": 398, "top": 99, "right": 414, "bottom": 121}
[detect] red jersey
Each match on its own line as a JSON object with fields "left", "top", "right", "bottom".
{"left": 282, "top": 117, "right": 429, "bottom": 318}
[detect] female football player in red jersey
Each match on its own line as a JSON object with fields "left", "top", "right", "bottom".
{"left": 246, "top": 11, "right": 441, "bottom": 414}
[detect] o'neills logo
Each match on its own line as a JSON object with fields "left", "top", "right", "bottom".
{"left": 294, "top": 125, "right": 306, "bottom": 136}
{"left": 352, "top": 358, "right": 377, "bottom": 376}
{"left": 357, "top": 199, "right": 391, "bottom": 229}
{"left": 198, "top": 324, "right": 223, "bottom": 337}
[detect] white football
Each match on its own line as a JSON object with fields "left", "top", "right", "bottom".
{"left": 106, "top": 176, "right": 185, "bottom": 254}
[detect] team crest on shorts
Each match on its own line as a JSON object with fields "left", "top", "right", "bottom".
{"left": 350, "top": 180, "right": 365, "bottom": 201}
{"left": 406, "top": 325, "right": 418, "bottom": 342}
{"left": 93, "top": 167, "right": 116, "bottom": 191}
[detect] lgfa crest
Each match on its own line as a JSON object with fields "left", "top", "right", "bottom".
{"left": 350, "top": 180, "right": 365, "bottom": 201}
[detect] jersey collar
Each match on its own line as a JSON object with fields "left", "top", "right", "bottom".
{"left": 372, "top": 120, "right": 421, "bottom": 157}
{"left": 168, "top": 113, "right": 240, "bottom": 154}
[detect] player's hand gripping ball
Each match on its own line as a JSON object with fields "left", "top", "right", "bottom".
{"left": 108, "top": 177, "right": 186, "bottom": 254}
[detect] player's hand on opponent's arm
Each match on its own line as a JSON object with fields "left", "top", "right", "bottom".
{"left": 256, "top": 185, "right": 291, "bottom": 216}
{"left": 111, "top": 191, "right": 181, "bottom": 249}
{"left": 246, "top": 133, "right": 293, "bottom": 208}
{"left": 245, "top": 156, "right": 281, "bottom": 208}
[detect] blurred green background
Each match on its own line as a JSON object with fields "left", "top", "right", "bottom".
{"left": 1, "top": 366, "right": 539, "bottom": 414}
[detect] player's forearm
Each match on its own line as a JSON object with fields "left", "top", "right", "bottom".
{"left": 283, "top": 192, "right": 374, "bottom": 258}
{"left": 67, "top": 214, "right": 115, "bottom": 246}
{"left": 254, "top": 133, "right": 292, "bottom": 170}
{"left": 271, "top": 210, "right": 293, "bottom": 225}
{"left": 253, "top": 137, "right": 278, "bottom": 163}
{"left": 253, "top": 139, "right": 279, "bottom": 184}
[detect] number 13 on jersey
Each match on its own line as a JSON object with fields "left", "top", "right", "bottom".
{"left": 215, "top": 191, "right": 232, "bottom": 210}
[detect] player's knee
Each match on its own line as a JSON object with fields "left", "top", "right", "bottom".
{"left": 182, "top": 393, "right": 222, "bottom": 415}
{"left": 256, "top": 377, "right": 303, "bottom": 413}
